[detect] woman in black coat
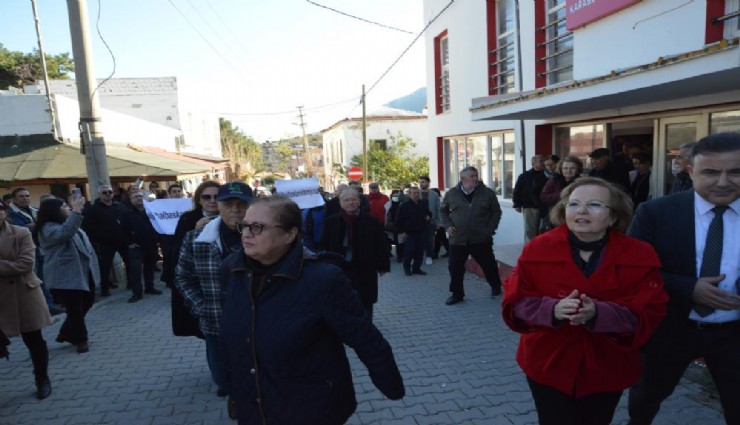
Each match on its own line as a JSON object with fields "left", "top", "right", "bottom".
{"left": 320, "top": 188, "right": 390, "bottom": 321}
{"left": 161, "top": 181, "right": 220, "bottom": 338}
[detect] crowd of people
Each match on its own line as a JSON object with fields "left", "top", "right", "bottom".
{"left": 1, "top": 131, "right": 738, "bottom": 425}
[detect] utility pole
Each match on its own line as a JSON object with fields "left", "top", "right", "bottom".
{"left": 31, "top": 0, "right": 57, "bottom": 139}
{"left": 66, "top": 0, "right": 110, "bottom": 196}
{"left": 296, "top": 105, "right": 311, "bottom": 177}
{"left": 361, "top": 84, "right": 367, "bottom": 182}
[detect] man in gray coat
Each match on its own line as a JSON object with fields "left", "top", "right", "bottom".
{"left": 440, "top": 166, "right": 503, "bottom": 305}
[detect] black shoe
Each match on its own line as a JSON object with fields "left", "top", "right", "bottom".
{"left": 404, "top": 269, "right": 412, "bottom": 276}
{"left": 127, "top": 295, "right": 143, "bottom": 303}
{"left": 36, "top": 378, "right": 51, "bottom": 400}
{"left": 445, "top": 295, "right": 463, "bottom": 305}
{"left": 227, "top": 396, "right": 237, "bottom": 420}
{"left": 144, "top": 288, "right": 163, "bottom": 295}
{"left": 100, "top": 290, "right": 111, "bottom": 297}
{"left": 491, "top": 287, "right": 502, "bottom": 297}
{"left": 412, "top": 270, "right": 427, "bottom": 275}
{"left": 217, "top": 388, "right": 228, "bottom": 397}
{"left": 109, "top": 283, "right": 119, "bottom": 289}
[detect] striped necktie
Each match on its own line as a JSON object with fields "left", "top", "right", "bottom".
{"left": 694, "top": 206, "right": 728, "bottom": 317}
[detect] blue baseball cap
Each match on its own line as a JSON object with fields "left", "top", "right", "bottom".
{"left": 217, "top": 181, "right": 253, "bottom": 202}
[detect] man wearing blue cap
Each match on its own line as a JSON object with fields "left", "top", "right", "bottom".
{"left": 175, "top": 182, "right": 252, "bottom": 398}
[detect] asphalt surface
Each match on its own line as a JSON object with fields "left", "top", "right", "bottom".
{"left": 0, "top": 244, "right": 724, "bottom": 424}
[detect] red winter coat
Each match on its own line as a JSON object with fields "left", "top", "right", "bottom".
{"left": 502, "top": 225, "right": 667, "bottom": 397}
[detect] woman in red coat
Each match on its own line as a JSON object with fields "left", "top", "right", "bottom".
{"left": 502, "top": 177, "right": 668, "bottom": 425}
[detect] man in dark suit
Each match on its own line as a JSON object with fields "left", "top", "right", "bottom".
{"left": 627, "top": 133, "right": 740, "bottom": 424}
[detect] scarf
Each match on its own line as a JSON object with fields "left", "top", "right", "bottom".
{"left": 340, "top": 210, "right": 360, "bottom": 247}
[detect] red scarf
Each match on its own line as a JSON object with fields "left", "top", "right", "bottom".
{"left": 339, "top": 210, "right": 359, "bottom": 247}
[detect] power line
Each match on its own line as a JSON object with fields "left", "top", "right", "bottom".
{"left": 305, "top": 0, "right": 416, "bottom": 35}
{"left": 365, "top": 0, "right": 456, "bottom": 97}
{"left": 219, "top": 96, "right": 360, "bottom": 116}
{"left": 204, "top": 0, "right": 251, "bottom": 56}
{"left": 165, "top": 0, "right": 244, "bottom": 79}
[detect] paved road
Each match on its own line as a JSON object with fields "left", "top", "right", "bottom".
{"left": 0, "top": 249, "right": 723, "bottom": 424}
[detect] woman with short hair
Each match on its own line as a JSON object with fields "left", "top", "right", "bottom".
{"left": 503, "top": 177, "right": 668, "bottom": 425}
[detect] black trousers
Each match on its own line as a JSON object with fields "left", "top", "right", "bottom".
{"left": 628, "top": 322, "right": 740, "bottom": 425}
{"left": 128, "top": 246, "right": 156, "bottom": 296}
{"left": 21, "top": 330, "right": 48, "bottom": 382}
{"left": 447, "top": 242, "right": 502, "bottom": 297}
{"left": 527, "top": 377, "right": 622, "bottom": 425}
{"left": 96, "top": 242, "right": 129, "bottom": 292}
{"left": 53, "top": 280, "right": 95, "bottom": 344}
{"left": 433, "top": 227, "right": 449, "bottom": 256}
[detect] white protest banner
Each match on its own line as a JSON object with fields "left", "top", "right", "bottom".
{"left": 143, "top": 198, "right": 192, "bottom": 235}
{"left": 274, "top": 178, "right": 325, "bottom": 209}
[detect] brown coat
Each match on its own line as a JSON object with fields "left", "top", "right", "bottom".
{"left": 0, "top": 221, "right": 51, "bottom": 337}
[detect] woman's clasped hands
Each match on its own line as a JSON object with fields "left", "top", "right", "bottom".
{"left": 554, "top": 289, "right": 596, "bottom": 326}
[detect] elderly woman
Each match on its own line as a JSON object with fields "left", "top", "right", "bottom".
{"left": 37, "top": 196, "right": 100, "bottom": 355}
{"left": 161, "top": 180, "right": 220, "bottom": 339}
{"left": 220, "top": 196, "right": 404, "bottom": 425}
{"left": 0, "top": 202, "right": 52, "bottom": 399}
{"left": 320, "top": 188, "right": 390, "bottom": 321}
{"left": 502, "top": 177, "right": 668, "bottom": 425}
{"left": 539, "top": 156, "right": 584, "bottom": 232}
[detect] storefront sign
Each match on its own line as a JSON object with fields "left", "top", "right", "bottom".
{"left": 566, "top": 0, "right": 642, "bottom": 31}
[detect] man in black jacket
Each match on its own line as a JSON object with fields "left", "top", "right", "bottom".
{"left": 513, "top": 155, "right": 546, "bottom": 242}
{"left": 82, "top": 184, "right": 130, "bottom": 296}
{"left": 588, "top": 148, "right": 631, "bottom": 192}
{"left": 123, "top": 190, "right": 163, "bottom": 303}
{"left": 395, "top": 187, "right": 431, "bottom": 276}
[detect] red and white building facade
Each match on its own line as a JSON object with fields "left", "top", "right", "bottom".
{"left": 424, "top": 0, "right": 740, "bottom": 244}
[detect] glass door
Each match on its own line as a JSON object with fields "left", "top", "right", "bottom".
{"left": 655, "top": 115, "right": 707, "bottom": 197}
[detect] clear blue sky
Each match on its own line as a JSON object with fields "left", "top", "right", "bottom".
{"left": 0, "top": 0, "right": 426, "bottom": 141}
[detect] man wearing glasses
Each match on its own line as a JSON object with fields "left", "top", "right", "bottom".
{"left": 82, "top": 184, "right": 131, "bottom": 297}
{"left": 176, "top": 181, "right": 252, "bottom": 399}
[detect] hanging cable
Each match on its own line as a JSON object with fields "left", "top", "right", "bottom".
{"left": 90, "top": 0, "right": 116, "bottom": 103}
{"left": 305, "top": 0, "right": 416, "bottom": 35}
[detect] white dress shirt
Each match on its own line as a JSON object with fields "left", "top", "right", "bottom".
{"left": 689, "top": 192, "right": 740, "bottom": 323}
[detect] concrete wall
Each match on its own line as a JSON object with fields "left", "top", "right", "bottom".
{"left": 0, "top": 94, "right": 53, "bottom": 136}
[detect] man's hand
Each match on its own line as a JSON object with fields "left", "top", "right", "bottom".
{"left": 447, "top": 226, "right": 456, "bottom": 237}
{"left": 195, "top": 217, "right": 212, "bottom": 229}
{"left": 692, "top": 275, "right": 740, "bottom": 311}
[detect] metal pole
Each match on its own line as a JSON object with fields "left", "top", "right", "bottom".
{"left": 361, "top": 84, "right": 367, "bottom": 182}
{"left": 297, "top": 105, "right": 311, "bottom": 177}
{"left": 514, "top": 0, "right": 527, "bottom": 174}
{"left": 31, "top": 0, "right": 57, "bottom": 139}
{"left": 66, "top": 0, "right": 110, "bottom": 196}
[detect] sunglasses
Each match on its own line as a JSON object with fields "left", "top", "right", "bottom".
{"left": 200, "top": 194, "right": 218, "bottom": 201}
{"left": 101, "top": 191, "right": 113, "bottom": 195}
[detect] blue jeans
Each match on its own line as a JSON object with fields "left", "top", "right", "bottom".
{"left": 205, "top": 334, "right": 230, "bottom": 394}
{"left": 403, "top": 232, "right": 425, "bottom": 272}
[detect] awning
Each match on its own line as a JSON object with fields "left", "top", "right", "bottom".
{"left": 0, "top": 138, "right": 211, "bottom": 183}
{"left": 133, "top": 146, "right": 228, "bottom": 170}
{"left": 471, "top": 40, "right": 740, "bottom": 122}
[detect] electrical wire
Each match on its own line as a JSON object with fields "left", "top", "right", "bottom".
{"left": 165, "top": 0, "right": 244, "bottom": 79}
{"left": 305, "top": 0, "right": 416, "bottom": 35}
{"left": 182, "top": 0, "right": 250, "bottom": 69}
{"left": 204, "top": 0, "right": 251, "bottom": 56}
{"left": 219, "top": 96, "right": 360, "bottom": 116}
{"left": 90, "top": 0, "right": 116, "bottom": 103}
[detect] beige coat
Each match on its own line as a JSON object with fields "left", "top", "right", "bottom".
{"left": 0, "top": 221, "right": 51, "bottom": 337}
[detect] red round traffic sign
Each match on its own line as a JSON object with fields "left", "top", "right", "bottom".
{"left": 347, "top": 166, "right": 363, "bottom": 180}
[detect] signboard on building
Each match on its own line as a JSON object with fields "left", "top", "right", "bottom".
{"left": 566, "top": 0, "right": 642, "bottom": 31}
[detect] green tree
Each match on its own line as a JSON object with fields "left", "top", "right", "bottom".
{"left": 0, "top": 43, "right": 73, "bottom": 89}
{"left": 220, "top": 118, "right": 264, "bottom": 181}
{"left": 350, "top": 132, "right": 429, "bottom": 189}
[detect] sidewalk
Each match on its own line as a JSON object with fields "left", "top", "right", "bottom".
{"left": 0, "top": 256, "right": 723, "bottom": 425}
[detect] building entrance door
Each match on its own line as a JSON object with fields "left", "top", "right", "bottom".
{"left": 655, "top": 115, "right": 707, "bottom": 197}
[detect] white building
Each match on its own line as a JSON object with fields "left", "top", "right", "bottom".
{"left": 424, "top": 0, "right": 740, "bottom": 244}
{"left": 47, "top": 77, "right": 221, "bottom": 158}
{"left": 321, "top": 106, "right": 428, "bottom": 189}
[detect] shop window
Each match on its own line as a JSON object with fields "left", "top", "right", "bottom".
{"left": 372, "top": 139, "right": 388, "bottom": 150}
{"left": 444, "top": 131, "right": 514, "bottom": 198}
{"left": 710, "top": 109, "right": 740, "bottom": 133}
{"left": 539, "top": 0, "right": 573, "bottom": 86}
{"left": 554, "top": 124, "right": 605, "bottom": 174}
{"left": 435, "top": 31, "right": 451, "bottom": 114}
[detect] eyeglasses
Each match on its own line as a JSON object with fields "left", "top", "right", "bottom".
{"left": 564, "top": 200, "right": 611, "bottom": 213}
{"left": 200, "top": 194, "right": 217, "bottom": 201}
{"left": 100, "top": 191, "right": 113, "bottom": 195}
{"left": 236, "top": 221, "right": 283, "bottom": 236}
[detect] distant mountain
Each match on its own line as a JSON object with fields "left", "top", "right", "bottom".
{"left": 385, "top": 87, "right": 426, "bottom": 114}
